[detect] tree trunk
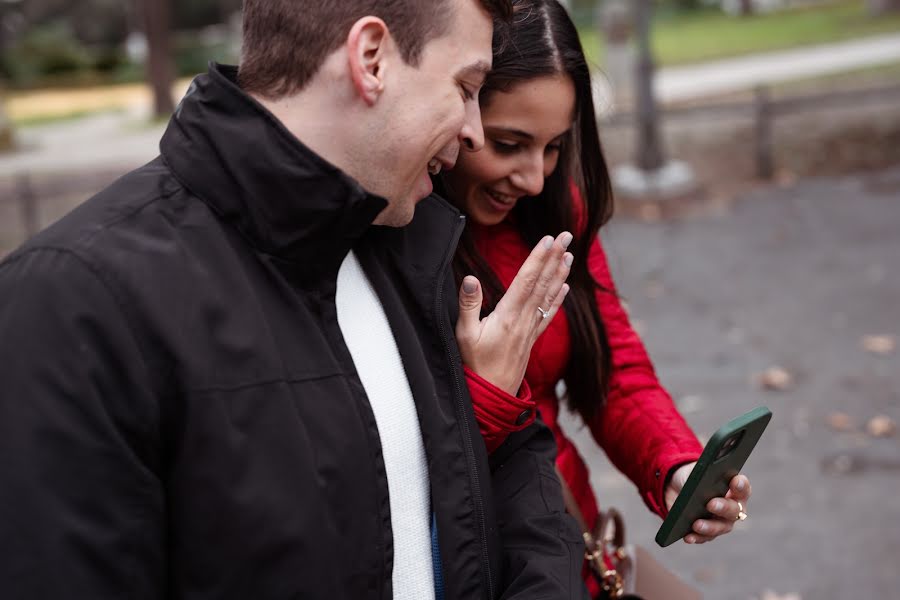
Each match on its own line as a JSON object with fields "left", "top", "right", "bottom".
{"left": 0, "top": 101, "right": 14, "bottom": 151}
{"left": 739, "top": 0, "right": 755, "bottom": 16}
{"left": 141, "top": 0, "right": 175, "bottom": 118}
{"left": 867, "top": 0, "right": 900, "bottom": 14}
{"left": 633, "top": 0, "right": 665, "bottom": 171}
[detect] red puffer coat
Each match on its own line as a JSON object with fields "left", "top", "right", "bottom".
{"left": 464, "top": 218, "right": 703, "bottom": 595}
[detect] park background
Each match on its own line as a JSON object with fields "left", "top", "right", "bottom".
{"left": 1, "top": 1, "right": 898, "bottom": 599}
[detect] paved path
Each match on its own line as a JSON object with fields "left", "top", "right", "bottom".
{"left": 655, "top": 32, "right": 900, "bottom": 103}
{"left": 0, "top": 109, "right": 165, "bottom": 179}
{"left": 563, "top": 166, "right": 900, "bottom": 599}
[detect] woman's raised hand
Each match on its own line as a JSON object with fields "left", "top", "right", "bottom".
{"left": 455, "top": 232, "right": 574, "bottom": 395}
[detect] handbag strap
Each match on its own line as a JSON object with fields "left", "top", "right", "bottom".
{"left": 554, "top": 466, "right": 630, "bottom": 599}
{"left": 553, "top": 466, "right": 627, "bottom": 548}
{"left": 554, "top": 465, "right": 592, "bottom": 536}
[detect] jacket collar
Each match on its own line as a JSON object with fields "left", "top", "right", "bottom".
{"left": 159, "top": 63, "right": 387, "bottom": 273}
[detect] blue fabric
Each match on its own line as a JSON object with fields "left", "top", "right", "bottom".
{"left": 431, "top": 512, "right": 445, "bottom": 600}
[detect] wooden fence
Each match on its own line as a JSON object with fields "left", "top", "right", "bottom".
{"left": 601, "top": 81, "right": 900, "bottom": 179}
{"left": 4, "top": 82, "right": 900, "bottom": 245}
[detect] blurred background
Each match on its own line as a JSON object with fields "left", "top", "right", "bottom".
{"left": 1, "top": 1, "right": 898, "bottom": 598}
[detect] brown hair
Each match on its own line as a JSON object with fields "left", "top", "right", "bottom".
{"left": 239, "top": 0, "right": 513, "bottom": 99}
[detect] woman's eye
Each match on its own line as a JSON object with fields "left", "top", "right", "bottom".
{"left": 492, "top": 140, "right": 519, "bottom": 153}
{"left": 546, "top": 144, "right": 562, "bottom": 154}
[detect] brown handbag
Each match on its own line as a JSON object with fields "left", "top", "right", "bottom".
{"left": 555, "top": 467, "right": 702, "bottom": 600}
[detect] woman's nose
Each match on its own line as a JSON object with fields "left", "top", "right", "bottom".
{"left": 510, "top": 157, "right": 545, "bottom": 197}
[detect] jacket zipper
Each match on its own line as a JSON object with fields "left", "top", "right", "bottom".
{"left": 434, "top": 214, "right": 495, "bottom": 600}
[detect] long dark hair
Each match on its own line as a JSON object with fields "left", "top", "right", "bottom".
{"left": 444, "top": 0, "right": 615, "bottom": 424}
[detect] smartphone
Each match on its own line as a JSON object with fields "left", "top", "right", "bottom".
{"left": 655, "top": 406, "right": 772, "bottom": 547}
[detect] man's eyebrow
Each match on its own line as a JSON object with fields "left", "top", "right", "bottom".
{"left": 458, "top": 61, "right": 492, "bottom": 81}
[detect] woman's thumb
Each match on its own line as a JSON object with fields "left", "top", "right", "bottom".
{"left": 457, "top": 276, "right": 483, "bottom": 334}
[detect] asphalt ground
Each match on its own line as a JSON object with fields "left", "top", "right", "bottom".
{"left": 561, "top": 166, "right": 900, "bottom": 599}
{"left": 1, "top": 162, "right": 898, "bottom": 599}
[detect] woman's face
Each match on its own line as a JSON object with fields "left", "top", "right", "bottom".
{"left": 443, "top": 74, "right": 576, "bottom": 227}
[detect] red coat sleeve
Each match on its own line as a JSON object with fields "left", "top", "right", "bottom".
{"left": 465, "top": 366, "right": 535, "bottom": 454}
{"left": 587, "top": 235, "right": 703, "bottom": 518}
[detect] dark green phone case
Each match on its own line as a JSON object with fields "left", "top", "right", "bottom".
{"left": 655, "top": 406, "right": 772, "bottom": 547}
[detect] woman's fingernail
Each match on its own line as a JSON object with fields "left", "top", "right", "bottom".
{"left": 463, "top": 278, "right": 477, "bottom": 294}
{"left": 543, "top": 236, "right": 553, "bottom": 249}
{"left": 712, "top": 500, "right": 723, "bottom": 512}
{"left": 736, "top": 478, "right": 746, "bottom": 491}
{"left": 564, "top": 253, "right": 573, "bottom": 267}
{"left": 560, "top": 232, "right": 573, "bottom": 249}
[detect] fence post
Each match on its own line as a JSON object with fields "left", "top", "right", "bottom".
{"left": 16, "top": 172, "right": 38, "bottom": 239}
{"left": 754, "top": 85, "right": 774, "bottom": 180}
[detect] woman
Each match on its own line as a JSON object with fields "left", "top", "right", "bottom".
{"left": 445, "top": 0, "right": 753, "bottom": 596}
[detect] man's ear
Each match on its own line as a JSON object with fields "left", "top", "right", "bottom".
{"left": 347, "top": 17, "right": 391, "bottom": 106}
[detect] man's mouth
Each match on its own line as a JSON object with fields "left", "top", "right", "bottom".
{"left": 428, "top": 158, "right": 442, "bottom": 176}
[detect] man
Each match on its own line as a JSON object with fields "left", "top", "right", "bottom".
{"left": 0, "top": 1, "right": 586, "bottom": 598}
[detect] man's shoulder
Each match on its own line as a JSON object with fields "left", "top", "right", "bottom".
{"left": 28, "top": 158, "right": 181, "bottom": 251}
{"left": 5, "top": 158, "right": 208, "bottom": 272}
{"left": 0, "top": 157, "right": 219, "bottom": 306}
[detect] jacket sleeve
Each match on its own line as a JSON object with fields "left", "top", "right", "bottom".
{"left": 466, "top": 366, "right": 536, "bottom": 453}
{"left": 0, "top": 248, "right": 165, "bottom": 598}
{"left": 489, "top": 421, "right": 590, "bottom": 600}
{"left": 587, "top": 236, "right": 703, "bottom": 517}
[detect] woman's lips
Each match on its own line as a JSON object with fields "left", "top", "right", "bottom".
{"left": 484, "top": 188, "right": 517, "bottom": 212}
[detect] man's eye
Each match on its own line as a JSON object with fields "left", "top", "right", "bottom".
{"left": 460, "top": 84, "right": 475, "bottom": 101}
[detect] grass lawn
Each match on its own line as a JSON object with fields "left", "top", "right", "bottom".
{"left": 579, "top": 0, "right": 900, "bottom": 68}
{"left": 3, "top": 78, "right": 195, "bottom": 127}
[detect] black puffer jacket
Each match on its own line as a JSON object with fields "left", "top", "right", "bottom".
{"left": 0, "top": 64, "right": 586, "bottom": 599}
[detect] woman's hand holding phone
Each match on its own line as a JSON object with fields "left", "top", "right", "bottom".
{"left": 664, "top": 464, "right": 752, "bottom": 544}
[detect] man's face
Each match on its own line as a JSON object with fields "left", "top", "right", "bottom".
{"left": 370, "top": 0, "right": 494, "bottom": 226}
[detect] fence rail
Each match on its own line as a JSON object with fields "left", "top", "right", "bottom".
{"left": 602, "top": 81, "right": 900, "bottom": 178}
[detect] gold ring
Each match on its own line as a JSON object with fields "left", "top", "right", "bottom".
{"left": 736, "top": 501, "right": 748, "bottom": 521}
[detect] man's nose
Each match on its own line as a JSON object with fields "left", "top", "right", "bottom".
{"left": 460, "top": 101, "right": 485, "bottom": 152}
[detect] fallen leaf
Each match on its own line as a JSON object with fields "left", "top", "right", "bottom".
{"left": 865, "top": 265, "right": 886, "bottom": 284}
{"left": 822, "top": 453, "right": 859, "bottom": 475}
{"left": 760, "top": 590, "right": 802, "bottom": 600}
{"left": 678, "top": 395, "right": 705, "bottom": 414}
{"left": 775, "top": 169, "right": 797, "bottom": 188}
{"left": 631, "top": 319, "right": 647, "bottom": 336}
{"left": 826, "top": 412, "right": 854, "bottom": 432}
{"left": 638, "top": 204, "right": 662, "bottom": 223}
{"left": 643, "top": 281, "right": 665, "bottom": 299}
{"left": 756, "top": 366, "right": 793, "bottom": 391}
{"left": 867, "top": 415, "right": 897, "bottom": 438}
{"left": 726, "top": 327, "right": 746, "bottom": 345}
{"left": 692, "top": 566, "right": 720, "bottom": 584}
{"left": 860, "top": 334, "right": 896, "bottom": 355}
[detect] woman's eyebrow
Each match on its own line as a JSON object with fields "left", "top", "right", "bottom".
{"left": 485, "top": 126, "right": 534, "bottom": 141}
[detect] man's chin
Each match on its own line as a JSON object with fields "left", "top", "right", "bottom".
{"left": 372, "top": 200, "right": 417, "bottom": 228}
